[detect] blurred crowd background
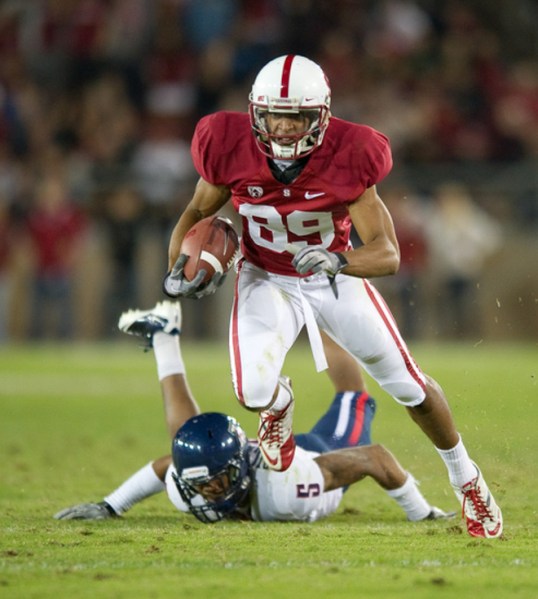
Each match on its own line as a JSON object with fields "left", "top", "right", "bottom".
{"left": 0, "top": 0, "right": 536, "bottom": 344}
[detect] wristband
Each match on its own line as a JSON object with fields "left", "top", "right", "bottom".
{"left": 334, "top": 252, "right": 348, "bottom": 273}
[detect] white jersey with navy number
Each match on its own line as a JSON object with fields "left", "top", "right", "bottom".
{"left": 164, "top": 446, "right": 342, "bottom": 522}
{"left": 249, "top": 446, "right": 343, "bottom": 522}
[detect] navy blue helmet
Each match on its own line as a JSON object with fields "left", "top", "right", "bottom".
{"left": 171, "top": 412, "right": 252, "bottom": 523}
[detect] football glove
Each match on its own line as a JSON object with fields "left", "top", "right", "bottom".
{"left": 163, "top": 254, "right": 225, "bottom": 299}
{"left": 53, "top": 501, "right": 118, "bottom": 520}
{"left": 291, "top": 246, "right": 348, "bottom": 277}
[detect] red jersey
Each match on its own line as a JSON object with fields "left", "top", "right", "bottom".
{"left": 26, "top": 204, "right": 86, "bottom": 275}
{"left": 191, "top": 111, "right": 392, "bottom": 276}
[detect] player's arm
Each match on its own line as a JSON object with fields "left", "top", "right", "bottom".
{"left": 168, "top": 177, "right": 231, "bottom": 270}
{"left": 164, "top": 177, "right": 231, "bottom": 298}
{"left": 292, "top": 185, "right": 400, "bottom": 281}
{"left": 341, "top": 185, "right": 400, "bottom": 278}
{"left": 314, "top": 445, "right": 455, "bottom": 521}
{"left": 54, "top": 456, "right": 172, "bottom": 520}
{"left": 314, "top": 444, "right": 407, "bottom": 491}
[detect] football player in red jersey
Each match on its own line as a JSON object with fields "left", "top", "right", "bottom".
{"left": 163, "top": 55, "right": 502, "bottom": 538}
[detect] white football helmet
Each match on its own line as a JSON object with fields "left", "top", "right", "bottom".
{"left": 249, "top": 55, "right": 331, "bottom": 160}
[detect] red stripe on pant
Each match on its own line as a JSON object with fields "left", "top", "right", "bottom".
{"left": 363, "top": 279, "right": 426, "bottom": 392}
{"left": 347, "top": 391, "right": 369, "bottom": 445}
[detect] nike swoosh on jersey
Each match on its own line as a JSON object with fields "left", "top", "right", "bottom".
{"left": 304, "top": 191, "right": 325, "bottom": 199}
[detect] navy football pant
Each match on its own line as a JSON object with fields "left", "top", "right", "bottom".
{"left": 295, "top": 391, "right": 376, "bottom": 454}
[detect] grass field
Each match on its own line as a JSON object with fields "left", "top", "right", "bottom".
{"left": 1, "top": 339, "right": 537, "bottom": 598}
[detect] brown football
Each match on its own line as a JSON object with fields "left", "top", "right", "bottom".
{"left": 180, "top": 216, "right": 239, "bottom": 283}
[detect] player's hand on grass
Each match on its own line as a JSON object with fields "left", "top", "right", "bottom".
{"left": 54, "top": 501, "right": 118, "bottom": 520}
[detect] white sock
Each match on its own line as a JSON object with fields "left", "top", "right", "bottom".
{"left": 153, "top": 331, "right": 185, "bottom": 380}
{"left": 386, "top": 473, "right": 431, "bottom": 521}
{"left": 435, "top": 435, "right": 477, "bottom": 488}
{"left": 269, "top": 379, "right": 293, "bottom": 413}
{"left": 104, "top": 462, "right": 166, "bottom": 515}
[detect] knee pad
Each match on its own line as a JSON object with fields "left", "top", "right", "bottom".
{"left": 238, "top": 374, "right": 292, "bottom": 411}
{"left": 382, "top": 381, "right": 426, "bottom": 407}
{"left": 235, "top": 375, "right": 279, "bottom": 410}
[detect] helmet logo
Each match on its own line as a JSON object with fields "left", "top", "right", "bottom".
{"left": 247, "top": 186, "right": 264, "bottom": 198}
{"left": 182, "top": 465, "right": 210, "bottom": 479}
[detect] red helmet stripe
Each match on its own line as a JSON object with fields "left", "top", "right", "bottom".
{"left": 280, "top": 54, "right": 295, "bottom": 98}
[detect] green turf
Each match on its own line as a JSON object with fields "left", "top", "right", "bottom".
{"left": 1, "top": 340, "right": 537, "bottom": 598}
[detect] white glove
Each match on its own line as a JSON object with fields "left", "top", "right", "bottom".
{"left": 292, "top": 246, "right": 348, "bottom": 276}
{"left": 54, "top": 502, "right": 117, "bottom": 520}
{"left": 163, "top": 254, "right": 225, "bottom": 299}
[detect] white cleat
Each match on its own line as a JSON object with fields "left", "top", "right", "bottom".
{"left": 257, "top": 376, "right": 296, "bottom": 472}
{"left": 453, "top": 463, "right": 503, "bottom": 538}
{"left": 118, "top": 301, "right": 182, "bottom": 349}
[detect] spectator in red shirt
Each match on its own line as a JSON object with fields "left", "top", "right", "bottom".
{"left": 25, "top": 175, "right": 87, "bottom": 339}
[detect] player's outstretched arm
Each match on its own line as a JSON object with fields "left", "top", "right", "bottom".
{"left": 315, "top": 444, "right": 406, "bottom": 491}
{"left": 315, "top": 445, "right": 455, "bottom": 521}
{"left": 54, "top": 457, "right": 172, "bottom": 520}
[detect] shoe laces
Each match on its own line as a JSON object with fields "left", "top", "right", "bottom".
{"left": 462, "top": 483, "right": 494, "bottom": 522}
{"left": 259, "top": 411, "right": 286, "bottom": 446}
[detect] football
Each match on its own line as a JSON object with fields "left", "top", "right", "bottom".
{"left": 180, "top": 215, "right": 239, "bottom": 283}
